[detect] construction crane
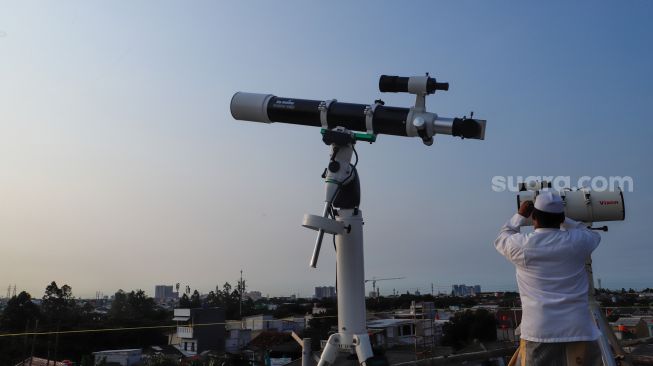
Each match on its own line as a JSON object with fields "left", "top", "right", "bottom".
{"left": 365, "top": 277, "right": 405, "bottom": 297}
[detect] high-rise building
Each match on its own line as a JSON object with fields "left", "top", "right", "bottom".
{"left": 314, "top": 286, "right": 336, "bottom": 299}
{"left": 155, "top": 285, "right": 178, "bottom": 301}
{"left": 451, "top": 284, "right": 482, "bottom": 297}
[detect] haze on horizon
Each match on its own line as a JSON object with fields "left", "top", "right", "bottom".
{"left": 1, "top": 1, "right": 651, "bottom": 299}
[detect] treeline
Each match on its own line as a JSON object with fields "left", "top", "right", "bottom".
{"left": 0, "top": 279, "right": 267, "bottom": 364}
{"left": 0, "top": 281, "right": 169, "bottom": 365}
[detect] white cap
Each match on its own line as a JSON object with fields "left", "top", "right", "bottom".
{"left": 535, "top": 190, "right": 565, "bottom": 213}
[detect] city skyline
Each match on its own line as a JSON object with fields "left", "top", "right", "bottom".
{"left": 1, "top": 1, "right": 651, "bottom": 299}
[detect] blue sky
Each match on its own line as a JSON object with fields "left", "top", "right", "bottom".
{"left": 0, "top": 1, "right": 651, "bottom": 298}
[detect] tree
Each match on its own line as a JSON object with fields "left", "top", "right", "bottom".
{"left": 108, "top": 290, "right": 130, "bottom": 321}
{"left": 108, "top": 289, "right": 157, "bottom": 321}
{"left": 179, "top": 293, "right": 191, "bottom": 308}
{"left": 42, "top": 281, "right": 77, "bottom": 325}
{"left": 190, "top": 290, "right": 201, "bottom": 308}
{"left": 128, "top": 290, "right": 157, "bottom": 319}
{"left": 442, "top": 309, "right": 497, "bottom": 349}
{"left": 0, "top": 291, "right": 40, "bottom": 331}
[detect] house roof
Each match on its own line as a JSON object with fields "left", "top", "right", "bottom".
{"left": 15, "top": 358, "right": 69, "bottom": 366}
{"left": 367, "top": 319, "right": 414, "bottom": 329}
{"left": 247, "top": 331, "right": 293, "bottom": 350}
{"left": 614, "top": 317, "right": 644, "bottom": 327}
{"left": 145, "top": 345, "right": 184, "bottom": 357}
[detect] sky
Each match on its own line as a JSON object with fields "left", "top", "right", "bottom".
{"left": 0, "top": 1, "right": 652, "bottom": 299}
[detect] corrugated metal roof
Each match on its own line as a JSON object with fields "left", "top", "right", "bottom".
{"left": 367, "top": 319, "right": 413, "bottom": 328}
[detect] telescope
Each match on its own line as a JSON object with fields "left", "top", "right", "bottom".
{"left": 513, "top": 181, "right": 627, "bottom": 366}
{"left": 231, "top": 74, "right": 487, "bottom": 366}
{"left": 516, "top": 181, "right": 625, "bottom": 226}
{"left": 231, "top": 74, "right": 486, "bottom": 145}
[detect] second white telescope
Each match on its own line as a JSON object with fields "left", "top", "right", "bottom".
{"left": 517, "top": 184, "right": 625, "bottom": 224}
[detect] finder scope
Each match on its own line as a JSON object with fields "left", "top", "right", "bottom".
{"left": 379, "top": 75, "right": 449, "bottom": 94}
{"left": 230, "top": 74, "right": 486, "bottom": 145}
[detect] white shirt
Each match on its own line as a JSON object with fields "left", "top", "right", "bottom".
{"left": 494, "top": 214, "right": 601, "bottom": 342}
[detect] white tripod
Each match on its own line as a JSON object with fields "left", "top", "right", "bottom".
{"left": 302, "top": 127, "right": 375, "bottom": 366}
{"left": 585, "top": 254, "right": 631, "bottom": 366}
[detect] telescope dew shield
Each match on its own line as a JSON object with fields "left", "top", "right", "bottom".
{"left": 517, "top": 189, "right": 625, "bottom": 224}
{"left": 230, "top": 92, "right": 486, "bottom": 140}
{"left": 230, "top": 92, "right": 273, "bottom": 123}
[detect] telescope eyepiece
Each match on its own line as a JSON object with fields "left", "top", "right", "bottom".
{"left": 452, "top": 118, "right": 486, "bottom": 140}
{"left": 428, "top": 79, "right": 449, "bottom": 92}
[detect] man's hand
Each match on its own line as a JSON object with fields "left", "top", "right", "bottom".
{"left": 519, "top": 200, "right": 534, "bottom": 218}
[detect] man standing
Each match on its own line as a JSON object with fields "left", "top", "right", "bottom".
{"left": 495, "top": 191, "right": 601, "bottom": 365}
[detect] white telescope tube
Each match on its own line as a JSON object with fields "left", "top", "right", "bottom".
{"left": 517, "top": 188, "right": 625, "bottom": 224}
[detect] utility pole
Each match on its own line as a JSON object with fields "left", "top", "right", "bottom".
{"left": 23, "top": 319, "right": 30, "bottom": 362}
{"left": 53, "top": 320, "right": 60, "bottom": 365}
{"left": 29, "top": 319, "right": 39, "bottom": 366}
{"left": 238, "top": 269, "right": 246, "bottom": 318}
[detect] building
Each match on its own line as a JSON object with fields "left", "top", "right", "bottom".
{"left": 170, "top": 307, "right": 225, "bottom": 356}
{"left": 225, "top": 325, "right": 252, "bottom": 353}
{"left": 244, "top": 331, "right": 301, "bottom": 366}
{"left": 612, "top": 317, "right": 649, "bottom": 340}
{"left": 496, "top": 308, "right": 522, "bottom": 342}
{"left": 639, "top": 316, "right": 653, "bottom": 337}
{"left": 245, "top": 291, "right": 263, "bottom": 301}
{"left": 16, "top": 358, "right": 70, "bottom": 366}
{"left": 314, "top": 286, "right": 336, "bottom": 299}
{"left": 92, "top": 349, "right": 142, "bottom": 366}
{"left": 451, "top": 284, "right": 482, "bottom": 297}
{"left": 154, "top": 285, "right": 179, "bottom": 302}
{"left": 366, "top": 318, "right": 416, "bottom": 348}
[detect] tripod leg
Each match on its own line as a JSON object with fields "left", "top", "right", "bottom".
{"left": 586, "top": 257, "right": 632, "bottom": 366}
{"left": 353, "top": 333, "right": 374, "bottom": 365}
{"left": 590, "top": 302, "right": 632, "bottom": 366}
{"left": 317, "top": 333, "right": 341, "bottom": 366}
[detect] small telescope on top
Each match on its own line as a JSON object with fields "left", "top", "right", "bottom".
{"left": 231, "top": 74, "right": 486, "bottom": 145}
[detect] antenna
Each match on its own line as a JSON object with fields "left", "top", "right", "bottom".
{"left": 238, "top": 269, "right": 247, "bottom": 318}
{"left": 365, "top": 277, "right": 405, "bottom": 298}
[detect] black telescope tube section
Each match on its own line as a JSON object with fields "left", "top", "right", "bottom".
{"left": 379, "top": 75, "right": 410, "bottom": 93}
{"left": 379, "top": 75, "right": 449, "bottom": 94}
{"left": 266, "top": 97, "right": 322, "bottom": 127}
{"left": 265, "top": 96, "right": 410, "bottom": 137}
{"left": 452, "top": 118, "right": 482, "bottom": 139}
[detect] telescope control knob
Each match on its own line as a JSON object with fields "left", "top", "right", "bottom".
{"left": 413, "top": 116, "right": 426, "bottom": 129}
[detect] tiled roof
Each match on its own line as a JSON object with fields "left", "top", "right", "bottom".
{"left": 247, "top": 331, "right": 293, "bottom": 350}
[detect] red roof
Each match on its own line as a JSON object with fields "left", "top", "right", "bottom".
{"left": 15, "top": 358, "right": 69, "bottom": 366}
